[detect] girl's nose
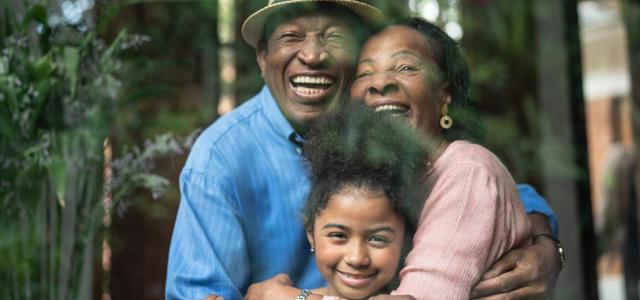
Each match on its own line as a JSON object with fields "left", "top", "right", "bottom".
{"left": 344, "top": 241, "right": 370, "bottom": 268}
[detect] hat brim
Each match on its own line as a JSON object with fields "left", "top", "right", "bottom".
{"left": 241, "top": 0, "right": 383, "bottom": 48}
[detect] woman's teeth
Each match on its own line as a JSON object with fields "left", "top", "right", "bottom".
{"left": 374, "top": 104, "right": 408, "bottom": 115}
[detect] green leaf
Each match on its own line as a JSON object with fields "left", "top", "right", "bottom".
{"left": 22, "top": 4, "right": 47, "bottom": 27}
{"left": 32, "top": 55, "right": 55, "bottom": 80}
{"left": 49, "top": 154, "right": 67, "bottom": 207}
{"left": 64, "top": 47, "right": 80, "bottom": 95}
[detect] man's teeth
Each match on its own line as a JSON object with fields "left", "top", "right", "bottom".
{"left": 295, "top": 86, "right": 326, "bottom": 96}
{"left": 374, "top": 104, "right": 408, "bottom": 113}
{"left": 291, "top": 76, "right": 334, "bottom": 85}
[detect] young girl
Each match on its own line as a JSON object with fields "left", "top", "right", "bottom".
{"left": 301, "top": 104, "right": 427, "bottom": 300}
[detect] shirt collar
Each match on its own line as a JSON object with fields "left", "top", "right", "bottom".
{"left": 259, "top": 85, "right": 304, "bottom": 146}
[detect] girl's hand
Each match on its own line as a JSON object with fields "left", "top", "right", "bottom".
{"left": 244, "top": 273, "right": 299, "bottom": 300}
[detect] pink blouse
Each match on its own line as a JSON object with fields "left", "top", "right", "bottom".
{"left": 392, "top": 141, "right": 531, "bottom": 299}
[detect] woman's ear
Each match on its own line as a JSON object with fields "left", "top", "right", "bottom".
{"left": 439, "top": 82, "right": 452, "bottom": 107}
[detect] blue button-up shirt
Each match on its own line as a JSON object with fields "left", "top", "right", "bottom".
{"left": 165, "top": 86, "right": 558, "bottom": 300}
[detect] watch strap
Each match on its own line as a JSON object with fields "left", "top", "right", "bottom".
{"left": 533, "top": 233, "right": 565, "bottom": 270}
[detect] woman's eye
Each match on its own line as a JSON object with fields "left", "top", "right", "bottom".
{"left": 356, "top": 71, "right": 372, "bottom": 79}
{"left": 398, "top": 65, "right": 418, "bottom": 73}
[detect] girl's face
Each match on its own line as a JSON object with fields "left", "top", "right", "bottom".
{"left": 307, "top": 186, "right": 406, "bottom": 299}
{"left": 350, "top": 25, "right": 451, "bottom": 138}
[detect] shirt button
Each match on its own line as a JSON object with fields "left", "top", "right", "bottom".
{"left": 296, "top": 147, "right": 302, "bottom": 155}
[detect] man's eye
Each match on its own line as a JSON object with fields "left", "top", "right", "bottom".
{"left": 326, "top": 33, "right": 347, "bottom": 43}
{"left": 280, "top": 33, "right": 303, "bottom": 42}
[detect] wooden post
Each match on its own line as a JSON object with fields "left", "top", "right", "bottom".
{"left": 535, "top": 0, "right": 598, "bottom": 298}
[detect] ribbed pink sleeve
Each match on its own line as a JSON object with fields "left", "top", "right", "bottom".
{"left": 393, "top": 142, "right": 531, "bottom": 299}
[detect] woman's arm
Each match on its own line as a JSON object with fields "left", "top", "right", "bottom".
{"left": 394, "top": 162, "right": 531, "bottom": 299}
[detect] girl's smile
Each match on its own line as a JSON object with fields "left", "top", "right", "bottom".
{"left": 307, "top": 186, "right": 406, "bottom": 299}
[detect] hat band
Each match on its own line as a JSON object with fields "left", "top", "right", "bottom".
{"left": 269, "top": 0, "right": 375, "bottom": 5}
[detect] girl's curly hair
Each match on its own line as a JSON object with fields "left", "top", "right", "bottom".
{"left": 302, "top": 103, "right": 428, "bottom": 234}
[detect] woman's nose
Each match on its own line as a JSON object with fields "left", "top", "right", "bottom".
{"left": 367, "top": 72, "right": 398, "bottom": 95}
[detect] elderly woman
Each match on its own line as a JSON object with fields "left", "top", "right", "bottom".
{"left": 346, "top": 17, "right": 532, "bottom": 299}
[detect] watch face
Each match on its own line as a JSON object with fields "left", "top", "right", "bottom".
{"left": 558, "top": 241, "right": 565, "bottom": 266}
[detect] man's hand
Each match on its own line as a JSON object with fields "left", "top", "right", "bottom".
{"left": 204, "top": 296, "right": 225, "bottom": 300}
{"left": 470, "top": 214, "right": 561, "bottom": 299}
{"left": 244, "top": 273, "right": 300, "bottom": 300}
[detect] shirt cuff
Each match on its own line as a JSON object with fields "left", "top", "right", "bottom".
{"left": 517, "top": 184, "right": 559, "bottom": 237}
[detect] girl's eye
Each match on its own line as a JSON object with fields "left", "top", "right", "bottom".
{"left": 328, "top": 232, "right": 347, "bottom": 240}
{"left": 368, "top": 235, "right": 389, "bottom": 246}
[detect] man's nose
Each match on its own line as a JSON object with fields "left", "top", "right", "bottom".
{"left": 367, "top": 72, "right": 398, "bottom": 95}
{"left": 297, "top": 37, "right": 329, "bottom": 67}
{"left": 344, "top": 241, "right": 370, "bottom": 268}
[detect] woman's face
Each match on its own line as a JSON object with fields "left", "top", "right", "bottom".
{"left": 350, "top": 25, "right": 451, "bottom": 138}
{"left": 307, "top": 186, "right": 405, "bottom": 299}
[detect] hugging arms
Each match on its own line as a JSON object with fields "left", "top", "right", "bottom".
{"left": 166, "top": 1, "right": 562, "bottom": 299}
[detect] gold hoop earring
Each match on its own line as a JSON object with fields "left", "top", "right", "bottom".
{"left": 440, "top": 105, "right": 453, "bottom": 129}
{"left": 440, "top": 115, "right": 453, "bottom": 129}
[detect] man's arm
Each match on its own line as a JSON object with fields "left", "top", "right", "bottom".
{"left": 471, "top": 185, "right": 562, "bottom": 299}
{"left": 517, "top": 184, "right": 559, "bottom": 237}
{"left": 166, "top": 169, "right": 249, "bottom": 300}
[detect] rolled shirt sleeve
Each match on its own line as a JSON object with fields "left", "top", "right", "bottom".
{"left": 517, "top": 184, "right": 559, "bottom": 237}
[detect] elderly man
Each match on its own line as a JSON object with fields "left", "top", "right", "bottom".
{"left": 165, "top": 1, "right": 562, "bottom": 300}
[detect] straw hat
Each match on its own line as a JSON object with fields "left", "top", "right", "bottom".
{"left": 241, "top": 0, "right": 383, "bottom": 48}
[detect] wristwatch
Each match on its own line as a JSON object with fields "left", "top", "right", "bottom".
{"left": 295, "top": 289, "right": 311, "bottom": 300}
{"left": 533, "top": 233, "right": 565, "bottom": 270}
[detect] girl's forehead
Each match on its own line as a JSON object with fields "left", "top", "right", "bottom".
{"left": 315, "top": 188, "right": 404, "bottom": 227}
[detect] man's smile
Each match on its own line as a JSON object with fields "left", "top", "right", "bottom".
{"left": 289, "top": 74, "right": 336, "bottom": 100}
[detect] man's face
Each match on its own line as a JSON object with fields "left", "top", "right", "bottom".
{"left": 257, "top": 10, "right": 360, "bottom": 134}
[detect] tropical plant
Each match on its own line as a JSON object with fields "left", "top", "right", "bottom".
{"left": 0, "top": 2, "right": 187, "bottom": 298}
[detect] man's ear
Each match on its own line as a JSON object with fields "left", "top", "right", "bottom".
{"left": 257, "top": 41, "right": 268, "bottom": 77}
